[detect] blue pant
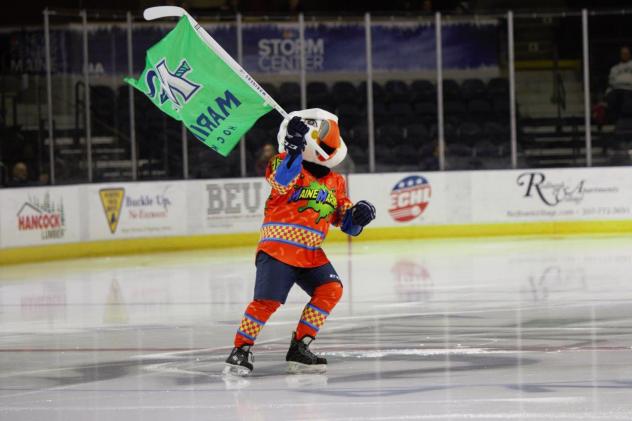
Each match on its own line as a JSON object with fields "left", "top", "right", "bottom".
{"left": 253, "top": 252, "right": 341, "bottom": 304}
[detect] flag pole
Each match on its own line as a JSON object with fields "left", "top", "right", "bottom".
{"left": 142, "top": 6, "right": 330, "bottom": 159}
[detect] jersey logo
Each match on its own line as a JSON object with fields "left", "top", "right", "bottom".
{"left": 289, "top": 181, "right": 337, "bottom": 223}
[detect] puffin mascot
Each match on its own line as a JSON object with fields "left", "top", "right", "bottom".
{"left": 224, "top": 109, "right": 376, "bottom": 375}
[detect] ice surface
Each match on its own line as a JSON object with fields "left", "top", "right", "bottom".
{"left": 1, "top": 236, "right": 632, "bottom": 420}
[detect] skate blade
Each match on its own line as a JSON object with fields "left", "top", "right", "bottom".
{"left": 222, "top": 364, "right": 251, "bottom": 377}
{"left": 287, "top": 361, "right": 327, "bottom": 374}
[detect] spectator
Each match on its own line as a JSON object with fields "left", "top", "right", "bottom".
{"left": 605, "top": 46, "right": 632, "bottom": 121}
{"left": 0, "top": 162, "right": 7, "bottom": 187}
{"left": 255, "top": 143, "right": 276, "bottom": 176}
{"left": 8, "top": 162, "right": 31, "bottom": 187}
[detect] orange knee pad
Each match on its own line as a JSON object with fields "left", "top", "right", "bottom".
{"left": 234, "top": 299, "right": 281, "bottom": 347}
{"left": 296, "top": 282, "right": 343, "bottom": 340}
{"left": 312, "top": 281, "right": 343, "bottom": 308}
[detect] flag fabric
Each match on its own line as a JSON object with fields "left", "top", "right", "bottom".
{"left": 125, "top": 16, "right": 273, "bottom": 156}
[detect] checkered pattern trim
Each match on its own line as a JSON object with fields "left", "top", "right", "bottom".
{"left": 299, "top": 303, "right": 329, "bottom": 332}
{"left": 260, "top": 223, "right": 325, "bottom": 250}
{"left": 333, "top": 200, "right": 354, "bottom": 227}
{"left": 237, "top": 313, "right": 265, "bottom": 341}
{"left": 267, "top": 173, "right": 299, "bottom": 195}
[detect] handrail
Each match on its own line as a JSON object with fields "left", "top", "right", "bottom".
{"left": 41, "top": 8, "right": 632, "bottom": 22}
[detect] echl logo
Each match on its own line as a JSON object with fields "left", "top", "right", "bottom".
{"left": 146, "top": 58, "right": 201, "bottom": 109}
{"left": 388, "top": 175, "right": 431, "bottom": 222}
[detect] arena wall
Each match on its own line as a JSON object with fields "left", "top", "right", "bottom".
{"left": 2, "top": 167, "right": 632, "bottom": 265}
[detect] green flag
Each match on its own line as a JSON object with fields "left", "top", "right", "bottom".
{"left": 125, "top": 16, "right": 273, "bottom": 156}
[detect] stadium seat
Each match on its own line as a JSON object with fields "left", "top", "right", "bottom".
{"left": 372, "top": 102, "right": 389, "bottom": 125}
{"left": 410, "top": 80, "right": 436, "bottom": 102}
{"left": 487, "top": 78, "right": 509, "bottom": 98}
{"left": 459, "top": 121, "right": 483, "bottom": 146}
{"left": 492, "top": 97, "right": 510, "bottom": 121}
{"left": 420, "top": 155, "right": 440, "bottom": 171}
{"left": 279, "top": 82, "right": 301, "bottom": 106}
{"left": 483, "top": 122, "right": 509, "bottom": 145}
{"left": 406, "top": 124, "right": 430, "bottom": 144}
{"left": 384, "top": 80, "right": 410, "bottom": 103}
{"left": 413, "top": 101, "right": 438, "bottom": 126}
{"left": 620, "top": 98, "right": 632, "bottom": 117}
{"left": 348, "top": 145, "right": 367, "bottom": 165}
{"left": 260, "top": 83, "right": 278, "bottom": 99}
{"left": 377, "top": 124, "right": 405, "bottom": 147}
{"left": 419, "top": 141, "right": 436, "bottom": 158}
{"left": 393, "top": 144, "right": 418, "bottom": 165}
{"left": 245, "top": 128, "right": 268, "bottom": 153}
{"left": 332, "top": 81, "right": 359, "bottom": 106}
{"left": 615, "top": 117, "right": 632, "bottom": 145}
{"left": 461, "top": 79, "right": 487, "bottom": 101}
{"left": 351, "top": 124, "right": 369, "bottom": 145}
{"left": 359, "top": 81, "right": 386, "bottom": 104}
{"left": 474, "top": 139, "right": 498, "bottom": 157}
{"left": 468, "top": 99, "right": 493, "bottom": 122}
{"left": 307, "top": 82, "right": 332, "bottom": 109}
{"left": 442, "top": 79, "right": 461, "bottom": 100}
{"left": 376, "top": 144, "right": 397, "bottom": 165}
{"left": 388, "top": 102, "right": 414, "bottom": 125}
{"left": 337, "top": 103, "right": 364, "bottom": 127}
{"left": 444, "top": 100, "right": 467, "bottom": 119}
{"left": 90, "top": 85, "right": 116, "bottom": 136}
{"left": 443, "top": 123, "right": 459, "bottom": 141}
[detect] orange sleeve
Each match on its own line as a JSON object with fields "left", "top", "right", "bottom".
{"left": 265, "top": 153, "right": 300, "bottom": 195}
{"left": 331, "top": 174, "right": 353, "bottom": 227}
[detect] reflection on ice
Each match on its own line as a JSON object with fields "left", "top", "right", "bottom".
{"left": 1, "top": 237, "right": 632, "bottom": 419}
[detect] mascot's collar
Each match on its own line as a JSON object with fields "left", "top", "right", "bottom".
{"left": 303, "top": 161, "right": 330, "bottom": 179}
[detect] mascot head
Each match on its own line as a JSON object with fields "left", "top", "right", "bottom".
{"left": 277, "top": 108, "right": 347, "bottom": 169}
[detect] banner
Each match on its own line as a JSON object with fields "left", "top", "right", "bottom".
{"left": 1, "top": 20, "right": 498, "bottom": 76}
{"left": 5, "top": 167, "right": 632, "bottom": 251}
{"left": 87, "top": 182, "right": 187, "bottom": 240}
{"left": 0, "top": 186, "right": 81, "bottom": 248}
{"left": 470, "top": 168, "right": 632, "bottom": 223}
{"left": 200, "top": 178, "right": 269, "bottom": 234}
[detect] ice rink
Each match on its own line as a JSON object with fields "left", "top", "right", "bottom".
{"left": 1, "top": 236, "right": 632, "bottom": 420}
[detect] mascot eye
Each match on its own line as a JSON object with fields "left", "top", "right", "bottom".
{"left": 304, "top": 119, "right": 317, "bottom": 127}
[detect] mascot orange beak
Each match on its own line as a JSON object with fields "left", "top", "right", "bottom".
{"left": 316, "top": 119, "right": 340, "bottom": 161}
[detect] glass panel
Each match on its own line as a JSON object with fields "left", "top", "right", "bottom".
{"left": 514, "top": 14, "right": 584, "bottom": 168}
{"left": 0, "top": 24, "right": 48, "bottom": 187}
{"left": 87, "top": 14, "right": 132, "bottom": 182}
{"left": 372, "top": 16, "right": 438, "bottom": 173}
{"left": 588, "top": 11, "right": 632, "bottom": 166}
{"left": 240, "top": 16, "right": 297, "bottom": 178}
{"left": 304, "top": 14, "right": 367, "bottom": 174}
{"left": 48, "top": 12, "right": 89, "bottom": 184}
{"left": 443, "top": 13, "right": 511, "bottom": 171}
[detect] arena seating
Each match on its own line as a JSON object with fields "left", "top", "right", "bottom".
{"left": 82, "top": 78, "right": 517, "bottom": 177}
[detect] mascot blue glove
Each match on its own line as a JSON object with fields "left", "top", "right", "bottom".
{"left": 341, "top": 200, "right": 376, "bottom": 236}
{"left": 284, "top": 116, "right": 308, "bottom": 167}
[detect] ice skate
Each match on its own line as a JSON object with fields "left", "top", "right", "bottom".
{"left": 223, "top": 345, "right": 254, "bottom": 376}
{"left": 286, "top": 332, "right": 327, "bottom": 374}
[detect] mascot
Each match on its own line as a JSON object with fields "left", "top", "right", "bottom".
{"left": 224, "top": 109, "right": 376, "bottom": 375}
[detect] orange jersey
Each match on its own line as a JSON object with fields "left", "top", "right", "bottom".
{"left": 257, "top": 153, "right": 353, "bottom": 268}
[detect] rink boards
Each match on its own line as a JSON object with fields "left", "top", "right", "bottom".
{"left": 2, "top": 167, "right": 632, "bottom": 264}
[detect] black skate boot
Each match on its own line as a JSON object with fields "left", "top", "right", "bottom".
{"left": 285, "top": 332, "right": 327, "bottom": 374}
{"left": 223, "top": 345, "right": 254, "bottom": 376}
